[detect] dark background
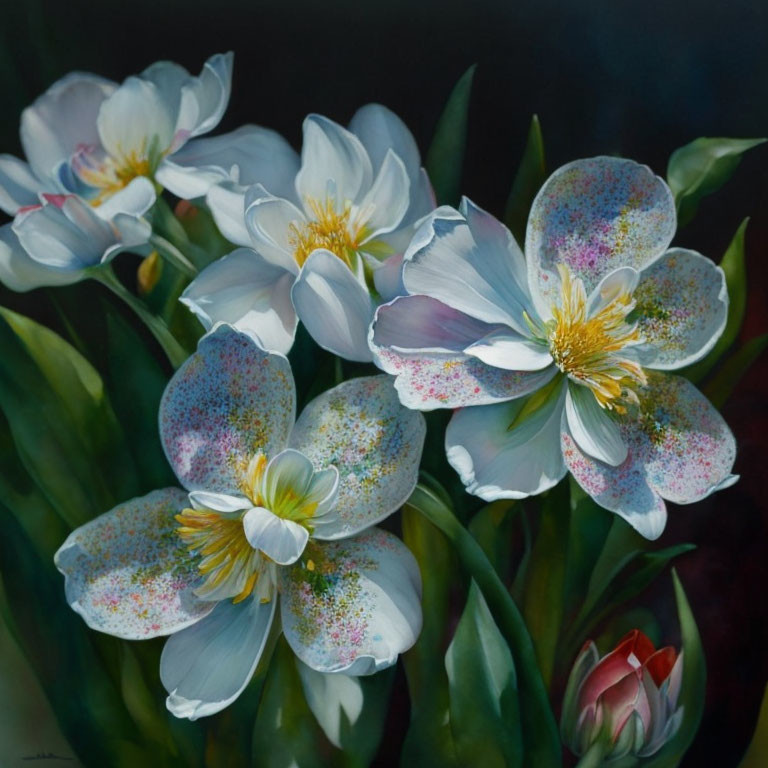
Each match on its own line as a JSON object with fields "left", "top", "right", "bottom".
{"left": 1, "top": 0, "right": 766, "bottom": 764}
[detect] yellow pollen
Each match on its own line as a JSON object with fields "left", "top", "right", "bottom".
{"left": 176, "top": 507, "right": 261, "bottom": 603}
{"left": 288, "top": 197, "right": 366, "bottom": 267}
{"left": 547, "top": 265, "right": 646, "bottom": 412}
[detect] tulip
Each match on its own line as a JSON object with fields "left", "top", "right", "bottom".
{"left": 561, "top": 629, "right": 684, "bottom": 761}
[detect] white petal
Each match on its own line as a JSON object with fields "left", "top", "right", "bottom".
{"left": 355, "top": 149, "right": 410, "bottom": 241}
{"left": 97, "top": 77, "right": 175, "bottom": 161}
{"left": 244, "top": 194, "right": 304, "bottom": 272}
{"left": 20, "top": 72, "right": 115, "bottom": 182}
{"left": 180, "top": 52, "right": 234, "bottom": 138}
{"left": 181, "top": 247, "right": 297, "bottom": 354}
{"left": 187, "top": 490, "right": 251, "bottom": 513}
{"left": 0, "top": 224, "right": 83, "bottom": 291}
{"left": 206, "top": 183, "right": 251, "bottom": 246}
{"left": 156, "top": 124, "right": 300, "bottom": 202}
{"left": 403, "top": 201, "right": 536, "bottom": 335}
{"left": 295, "top": 115, "right": 373, "bottom": 207}
{"left": 465, "top": 329, "right": 553, "bottom": 371}
{"left": 297, "top": 663, "right": 364, "bottom": 749}
{"left": 565, "top": 383, "right": 627, "bottom": 466}
{"left": 586, "top": 266, "right": 640, "bottom": 317}
{"left": 288, "top": 376, "right": 425, "bottom": 540}
{"left": 54, "top": 488, "right": 214, "bottom": 639}
{"left": 0, "top": 155, "right": 43, "bottom": 214}
{"left": 446, "top": 382, "right": 568, "bottom": 500}
{"left": 243, "top": 506, "right": 309, "bottom": 565}
{"left": 372, "top": 251, "right": 405, "bottom": 301}
{"left": 280, "top": 528, "right": 421, "bottom": 674}
{"left": 291, "top": 249, "right": 375, "bottom": 362}
{"left": 95, "top": 176, "right": 156, "bottom": 219}
{"left": 633, "top": 248, "right": 728, "bottom": 370}
{"left": 161, "top": 595, "right": 276, "bottom": 720}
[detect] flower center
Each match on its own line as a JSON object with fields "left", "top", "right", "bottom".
{"left": 546, "top": 265, "right": 646, "bottom": 412}
{"left": 175, "top": 507, "right": 267, "bottom": 603}
{"left": 288, "top": 197, "right": 366, "bottom": 268}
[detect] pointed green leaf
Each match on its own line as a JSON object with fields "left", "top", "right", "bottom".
{"left": 738, "top": 683, "right": 768, "bottom": 768}
{"left": 425, "top": 65, "right": 477, "bottom": 206}
{"left": 0, "top": 306, "right": 139, "bottom": 528}
{"left": 667, "top": 137, "right": 765, "bottom": 227}
{"left": 468, "top": 500, "right": 517, "bottom": 582}
{"left": 504, "top": 114, "right": 546, "bottom": 245}
{"left": 703, "top": 332, "right": 768, "bottom": 409}
{"left": 522, "top": 481, "right": 569, "bottom": 689}
{"left": 683, "top": 218, "right": 749, "bottom": 382}
{"left": 445, "top": 582, "right": 523, "bottom": 768}
{"left": 641, "top": 570, "right": 706, "bottom": 767}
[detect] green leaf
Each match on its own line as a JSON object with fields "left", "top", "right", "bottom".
{"left": 425, "top": 65, "right": 477, "bottom": 206}
{"left": 0, "top": 305, "right": 139, "bottom": 528}
{"left": 682, "top": 218, "right": 749, "bottom": 382}
{"left": 503, "top": 114, "right": 546, "bottom": 246}
{"left": 667, "top": 137, "right": 765, "bottom": 227}
{"left": 641, "top": 570, "right": 706, "bottom": 768}
{"left": 738, "top": 682, "right": 768, "bottom": 768}
{"left": 445, "top": 582, "right": 523, "bottom": 768}
{"left": 405, "top": 484, "right": 561, "bottom": 767}
{"left": 468, "top": 500, "right": 517, "bottom": 582}
{"left": 401, "top": 502, "right": 460, "bottom": 767}
{"left": 298, "top": 662, "right": 395, "bottom": 767}
{"left": 522, "top": 481, "right": 569, "bottom": 689}
{"left": 251, "top": 637, "right": 337, "bottom": 768}
{"left": 704, "top": 332, "right": 768, "bottom": 409}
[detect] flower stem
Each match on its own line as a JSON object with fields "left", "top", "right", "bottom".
{"left": 574, "top": 739, "right": 607, "bottom": 768}
{"left": 149, "top": 233, "right": 198, "bottom": 278}
{"left": 405, "top": 482, "right": 562, "bottom": 767}
{"left": 93, "top": 267, "right": 189, "bottom": 369}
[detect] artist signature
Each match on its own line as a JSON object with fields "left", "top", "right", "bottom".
{"left": 21, "top": 753, "right": 73, "bottom": 762}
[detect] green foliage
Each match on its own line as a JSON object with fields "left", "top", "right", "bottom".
{"left": 504, "top": 114, "right": 546, "bottom": 246}
{"left": 704, "top": 332, "right": 768, "bottom": 409}
{"left": 425, "top": 65, "right": 477, "bottom": 206}
{"left": 445, "top": 583, "right": 524, "bottom": 768}
{"left": 667, "top": 137, "right": 765, "bottom": 227}
{"left": 683, "top": 218, "right": 749, "bottom": 383}
{"left": 738, "top": 683, "right": 768, "bottom": 768}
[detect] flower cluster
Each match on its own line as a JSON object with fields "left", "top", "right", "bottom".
{"left": 1, "top": 51, "right": 743, "bottom": 757}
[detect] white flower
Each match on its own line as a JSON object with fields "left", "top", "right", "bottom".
{"left": 370, "top": 157, "right": 738, "bottom": 539}
{"left": 181, "top": 106, "right": 435, "bottom": 360}
{"left": 55, "top": 324, "right": 425, "bottom": 719}
{"left": 0, "top": 52, "right": 239, "bottom": 291}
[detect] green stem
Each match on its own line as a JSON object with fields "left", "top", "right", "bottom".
{"left": 149, "top": 233, "right": 198, "bottom": 278}
{"left": 405, "top": 483, "right": 562, "bottom": 767}
{"left": 93, "top": 267, "right": 189, "bottom": 369}
{"left": 575, "top": 739, "right": 607, "bottom": 768}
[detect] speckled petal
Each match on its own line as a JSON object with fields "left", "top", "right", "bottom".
{"left": 279, "top": 528, "right": 422, "bottom": 674}
{"left": 288, "top": 375, "right": 425, "bottom": 539}
{"left": 445, "top": 382, "right": 567, "bottom": 501}
{"left": 160, "top": 324, "right": 295, "bottom": 493}
{"left": 54, "top": 488, "right": 214, "bottom": 640}
{"left": 634, "top": 248, "right": 728, "bottom": 370}
{"left": 563, "top": 373, "right": 737, "bottom": 539}
{"left": 526, "top": 157, "right": 676, "bottom": 311}
{"left": 370, "top": 295, "right": 557, "bottom": 410}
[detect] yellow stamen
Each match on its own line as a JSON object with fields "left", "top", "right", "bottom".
{"left": 547, "top": 265, "right": 646, "bottom": 411}
{"left": 288, "top": 197, "right": 366, "bottom": 267}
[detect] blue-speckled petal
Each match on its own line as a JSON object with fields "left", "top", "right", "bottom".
{"left": 288, "top": 375, "right": 425, "bottom": 539}
{"left": 526, "top": 157, "right": 676, "bottom": 311}
{"left": 160, "top": 324, "right": 295, "bottom": 493}
{"left": 54, "top": 488, "right": 214, "bottom": 639}
{"left": 279, "top": 527, "right": 422, "bottom": 674}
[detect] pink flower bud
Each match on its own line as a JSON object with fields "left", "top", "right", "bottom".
{"left": 561, "top": 630, "right": 684, "bottom": 760}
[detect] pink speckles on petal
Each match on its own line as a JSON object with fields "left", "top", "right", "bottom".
{"left": 279, "top": 528, "right": 422, "bottom": 674}
{"left": 160, "top": 324, "right": 295, "bottom": 493}
{"left": 54, "top": 488, "right": 214, "bottom": 639}
{"left": 527, "top": 157, "right": 676, "bottom": 304}
{"left": 289, "top": 375, "right": 425, "bottom": 538}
